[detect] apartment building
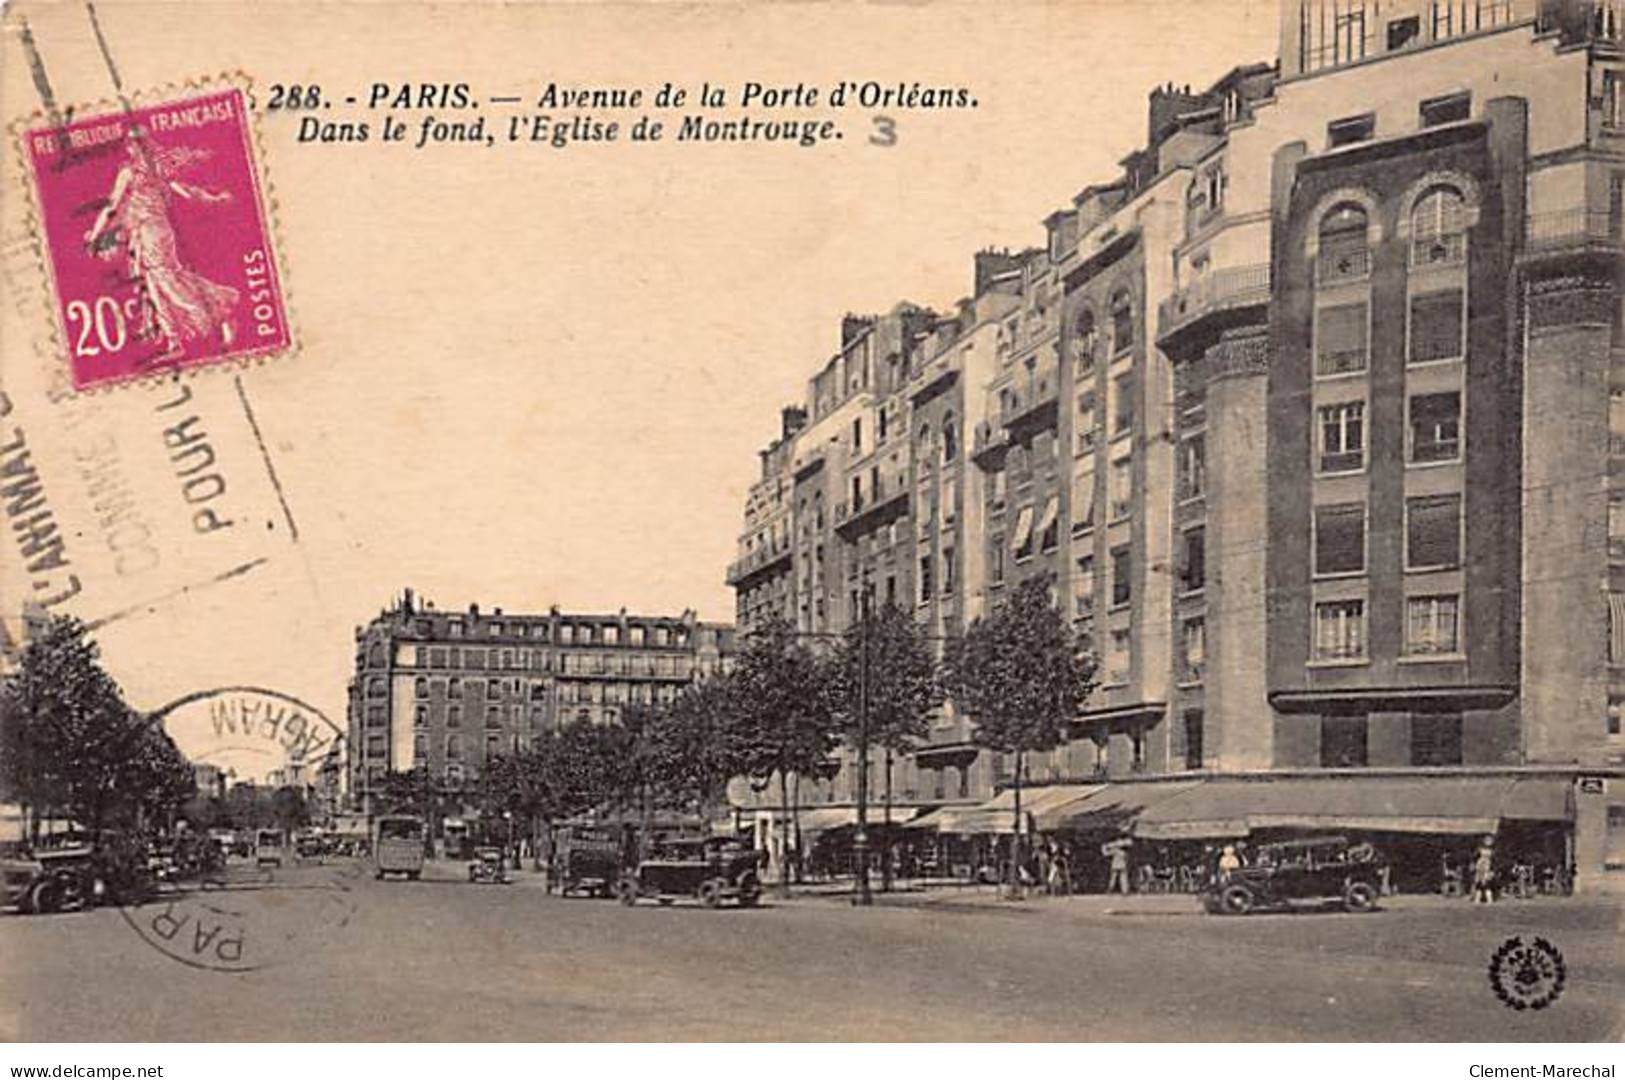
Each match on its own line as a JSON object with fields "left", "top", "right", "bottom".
{"left": 347, "top": 590, "right": 735, "bottom": 814}
{"left": 726, "top": 0, "right": 1625, "bottom": 887}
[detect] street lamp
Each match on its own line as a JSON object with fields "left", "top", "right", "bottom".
{"left": 853, "top": 585, "right": 873, "bottom": 906}
{"left": 503, "top": 810, "right": 516, "bottom": 869}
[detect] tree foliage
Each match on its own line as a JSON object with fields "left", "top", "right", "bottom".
{"left": 829, "top": 601, "right": 940, "bottom": 755}
{"left": 0, "top": 614, "right": 193, "bottom": 842}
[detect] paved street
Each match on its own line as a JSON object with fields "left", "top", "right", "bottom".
{"left": 2, "top": 860, "right": 1621, "bottom": 1041}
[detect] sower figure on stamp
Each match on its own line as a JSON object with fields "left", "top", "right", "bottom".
{"left": 84, "top": 130, "right": 240, "bottom": 353}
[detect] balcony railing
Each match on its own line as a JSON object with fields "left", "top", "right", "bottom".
{"left": 1410, "top": 232, "right": 1467, "bottom": 269}
{"left": 1316, "top": 347, "right": 1368, "bottom": 377}
{"left": 1157, "top": 263, "right": 1271, "bottom": 342}
{"left": 1315, "top": 246, "right": 1370, "bottom": 286}
{"left": 1524, "top": 209, "right": 1623, "bottom": 254}
{"left": 725, "top": 540, "right": 792, "bottom": 585}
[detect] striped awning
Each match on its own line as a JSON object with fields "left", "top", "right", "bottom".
{"left": 903, "top": 784, "right": 1106, "bottom": 834}
{"left": 1132, "top": 776, "right": 1573, "bottom": 841}
{"left": 1609, "top": 592, "right": 1625, "bottom": 665}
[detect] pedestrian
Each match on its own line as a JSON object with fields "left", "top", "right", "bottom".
{"left": 1217, "top": 843, "right": 1241, "bottom": 883}
{"left": 1472, "top": 836, "right": 1496, "bottom": 904}
{"left": 1103, "top": 838, "right": 1131, "bottom": 895}
{"left": 1035, "top": 843, "right": 1051, "bottom": 896}
{"left": 1046, "top": 842, "right": 1065, "bottom": 896}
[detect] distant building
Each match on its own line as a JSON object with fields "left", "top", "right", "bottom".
{"left": 193, "top": 762, "right": 225, "bottom": 799}
{"left": 346, "top": 590, "right": 736, "bottom": 815}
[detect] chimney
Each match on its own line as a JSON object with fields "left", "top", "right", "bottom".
{"left": 469, "top": 603, "right": 480, "bottom": 616}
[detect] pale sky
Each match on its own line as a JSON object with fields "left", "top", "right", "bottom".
{"left": 2, "top": 1, "right": 1280, "bottom": 741}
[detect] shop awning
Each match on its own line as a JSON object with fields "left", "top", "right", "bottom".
{"left": 1056, "top": 780, "right": 1204, "bottom": 833}
{"left": 794, "top": 805, "right": 927, "bottom": 835}
{"left": 1131, "top": 775, "right": 1573, "bottom": 841}
{"left": 903, "top": 784, "right": 1106, "bottom": 834}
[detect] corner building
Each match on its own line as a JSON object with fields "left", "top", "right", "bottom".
{"left": 347, "top": 590, "right": 734, "bottom": 816}
{"left": 727, "top": 0, "right": 1625, "bottom": 889}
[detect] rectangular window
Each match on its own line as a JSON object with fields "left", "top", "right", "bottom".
{"left": 1107, "top": 628, "right": 1132, "bottom": 684}
{"left": 1074, "top": 554, "right": 1095, "bottom": 617}
{"left": 1319, "top": 401, "right": 1365, "bottom": 473}
{"left": 1405, "top": 594, "right": 1461, "bottom": 655}
{"left": 1110, "top": 546, "right": 1132, "bottom": 608}
{"left": 1327, "top": 112, "right": 1375, "bottom": 147}
{"left": 1112, "top": 372, "right": 1135, "bottom": 435}
{"left": 1110, "top": 456, "right": 1133, "bottom": 520}
{"left": 1184, "top": 709, "right": 1204, "bottom": 770}
{"left": 1013, "top": 504, "right": 1036, "bottom": 561}
{"left": 1314, "top": 503, "right": 1366, "bottom": 575}
{"left": 1320, "top": 714, "right": 1369, "bottom": 767}
{"left": 1314, "top": 599, "right": 1366, "bottom": 661}
{"left": 1409, "top": 289, "right": 1464, "bottom": 364}
{"left": 991, "top": 468, "right": 1007, "bottom": 507}
{"left": 942, "top": 546, "right": 956, "bottom": 594}
{"left": 1076, "top": 392, "right": 1097, "bottom": 453}
{"left": 991, "top": 535, "right": 1006, "bottom": 585}
{"left": 1181, "top": 527, "right": 1206, "bottom": 592}
{"left": 1182, "top": 617, "right": 1206, "bottom": 682}
{"left": 447, "top": 705, "right": 461, "bottom": 728}
{"left": 1406, "top": 494, "right": 1462, "bottom": 570}
{"left": 919, "top": 556, "right": 933, "bottom": 602}
{"left": 1179, "top": 433, "right": 1206, "bottom": 500}
{"left": 1316, "top": 302, "right": 1368, "bottom": 376}
{"left": 1409, "top": 392, "right": 1461, "bottom": 463}
{"left": 1038, "top": 496, "right": 1060, "bottom": 553}
{"left": 1419, "top": 90, "right": 1470, "bottom": 127}
{"left": 1604, "top": 71, "right": 1625, "bottom": 129}
{"left": 1411, "top": 711, "right": 1464, "bottom": 767}
{"left": 1072, "top": 466, "right": 1096, "bottom": 532}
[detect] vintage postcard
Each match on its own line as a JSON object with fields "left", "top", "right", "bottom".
{"left": 0, "top": 0, "right": 1622, "bottom": 1057}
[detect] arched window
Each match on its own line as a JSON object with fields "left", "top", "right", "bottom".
{"left": 1318, "top": 202, "right": 1370, "bottom": 283}
{"left": 446, "top": 733, "right": 463, "bottom": 760}
{"left": 1074, "top": 310, "right": 1098, "bottom": 375}
{"left": 367, "top": 675, "right": 385, "bottom": 698}
{"left": 368, "top": 643, "right": 385, "bottom": 667}
{"left": 942, "top": 414, "right": 958, "bottom": 462}
{"left": 1110, "top": 289, "right": 1134, "bottom": 354}
{"left": 1411, "top": 186, "right": 1467, "bottom": 267}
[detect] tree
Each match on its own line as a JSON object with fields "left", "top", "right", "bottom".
{"left": 830, "top": 600, "right": 940, "bottom": 891}
{"left": 940, "top": 575, "right": 1097, "bottom": 897}
{"left": 657, "top": 678, "right": 744, "bottom": 817}
{"left": 727, "top": 617, "right": 841, "bottom": 897}
{"left": 0, "top": 614, "right": 186, "bottom": 845}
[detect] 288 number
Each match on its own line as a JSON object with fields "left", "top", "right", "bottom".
{"left": 267, "top": 84, "right": 324, "bottom": 110}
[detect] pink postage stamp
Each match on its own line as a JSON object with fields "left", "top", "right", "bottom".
{"left": 22, "top": 86, "right": 290, "bottom": 391}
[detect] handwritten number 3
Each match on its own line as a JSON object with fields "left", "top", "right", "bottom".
{"left": 869, "top": 116, "right": 897, "bottom": 147}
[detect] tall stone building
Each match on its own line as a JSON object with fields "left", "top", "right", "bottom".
{"left": 727, "top": 0, "right": 1625, "bottom": 889}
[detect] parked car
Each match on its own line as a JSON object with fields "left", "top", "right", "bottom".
{"left": 618, "top": 836, "right": 765, "bottom": 909}
{"left": 552, "top": 825, "right": 625, "bottom": 898}
{"left": 1, "top": 845, "right": 93, "bottom": 914}
{"left": 1201, "top": 835, "right": 1384, "bottom": 915}
{"left": 468, "top": 846, "right": 510, "bottom": 884}
{"left": 254, "top": 829, "right": 285, "bottom": 868}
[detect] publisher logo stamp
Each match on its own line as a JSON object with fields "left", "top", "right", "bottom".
{"left": 1488, "top": 935, "right": 1566, "bottom": 1011}
{"left": 22, "top": 84, "right": 291, "bottom": 392}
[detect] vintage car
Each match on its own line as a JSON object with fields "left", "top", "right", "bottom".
{"left": 617, "top": 836, "right": 765, "bottom": 909}
{"left": 2, "top": 845, "right": 101, "bottom": 914}
{"left": 467, "top": 846, "right": 510, "bottom": 884}
{"left": 552, "top": 825, "right": 626, "bottom": 898}
{"left": 1201, "top": 836, "right": 1384, "bottom": 915}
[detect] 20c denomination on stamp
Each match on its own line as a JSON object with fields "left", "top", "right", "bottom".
{"left": 20, "top": 81, "right": 292, "bottom": 392}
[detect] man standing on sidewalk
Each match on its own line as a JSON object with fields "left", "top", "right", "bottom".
{"left": 1103, "top": 838, "right": 1131, "bottom": 895}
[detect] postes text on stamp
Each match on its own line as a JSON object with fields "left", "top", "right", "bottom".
{"left": 23, "top": 85, "right": 290, "bottom": 392}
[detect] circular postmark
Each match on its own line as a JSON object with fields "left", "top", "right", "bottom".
{"left": 1488, "top": 935, "right": 1566, "bottom": 1011}
{"left": 118, "top": 686, "right": 359, "bottom": 973}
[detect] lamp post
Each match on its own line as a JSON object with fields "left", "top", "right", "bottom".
{"left": 853, "top": 585, "right": 873, "bottom": 906}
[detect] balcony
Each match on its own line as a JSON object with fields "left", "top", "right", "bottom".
{"left": 834, "top": 479, "right": 908, "bottom": 538}
{"left": 999, "top": 377, "right": 1060, "bottom": 439}
{"left": 1523, "top": 208, "right": 1622, "bottom": 259}
{"left": 972, "top": 420, "right": 1011, "bottom": 464}
{"left": 1315, "top": 246, "right": 1370, "bottom": 286}
{"left": 725, "top": 541, "right": 792, "bottom": 587}
{"left": 908, "top": 348, "right": 961, "bottom": 404}
{"left": 1156, "top": 263, "right": 1271, "bottom": 354}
